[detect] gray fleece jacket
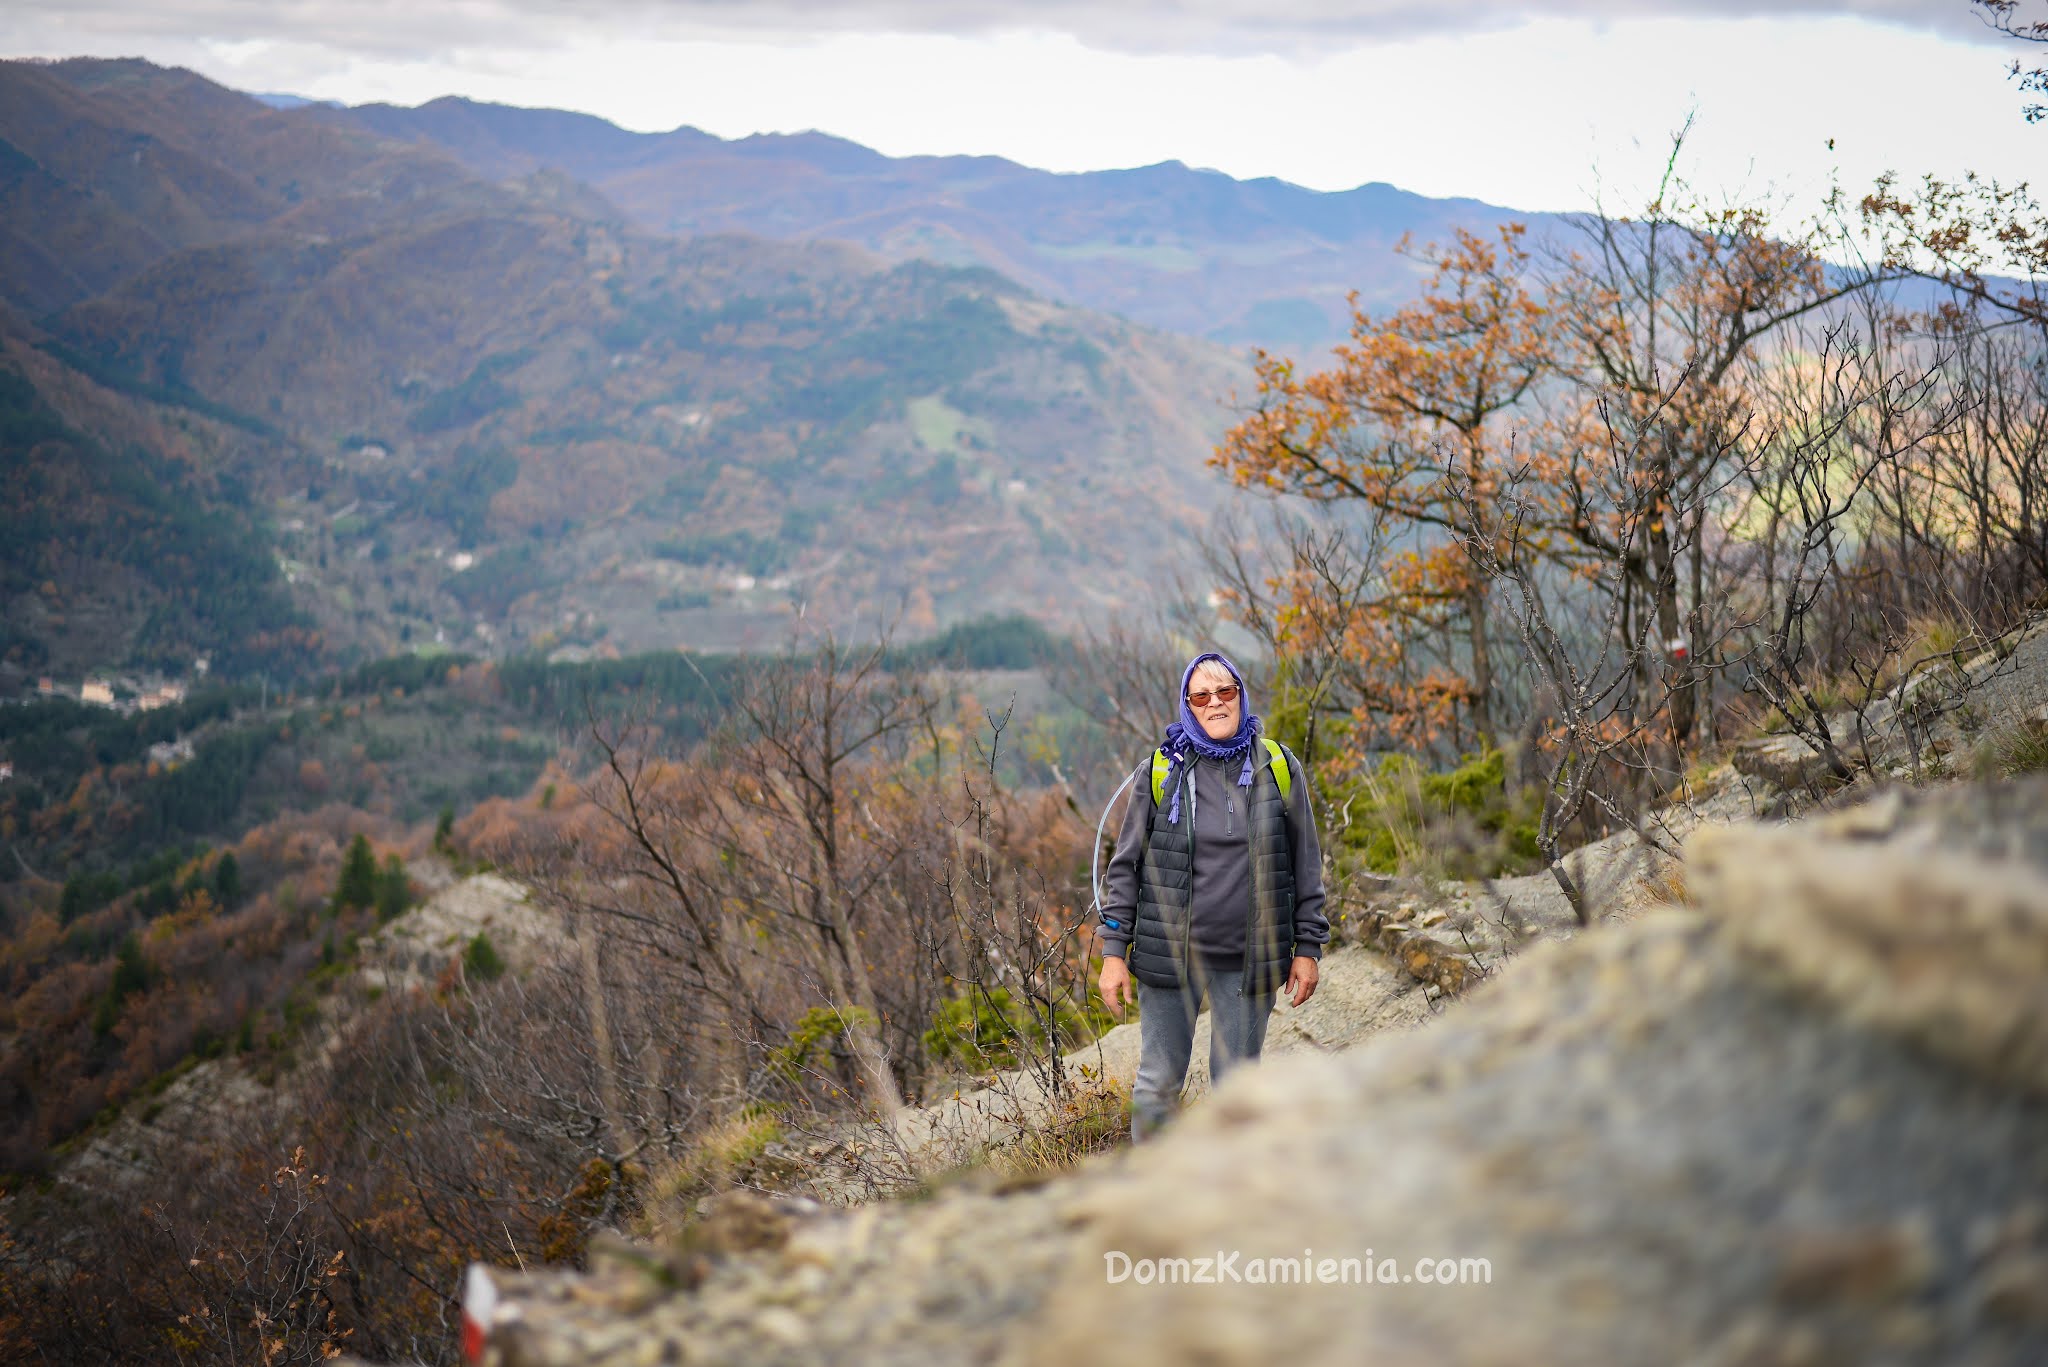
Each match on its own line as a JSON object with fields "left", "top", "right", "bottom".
{"left": 1097, "top": 748, "right": 1330, "bottom": 966}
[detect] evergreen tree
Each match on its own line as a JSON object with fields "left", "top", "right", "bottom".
{"left": 463, "top": 932, "right": 505, "bottom": 981}
{"left": 95, "top": 932, "right": 153, "bottom": 1038}
{"left": 141, "top": 877, "right": 176, "bottom": 917}
{"left": 212, "top": 850, "right": 242, "bottom": 908}
{"left": 59, "top": 877, "right": 87, "bottom": 925}
{"left": 109, "top": 932, "right": 150, "bottom": 999}
{"left": 334, "top": 834, "right": 377, "bottom": 912}
{"left": 374, "top": 855, "right": 410, "bottom": 923}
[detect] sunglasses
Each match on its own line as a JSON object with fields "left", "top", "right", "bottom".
{"left": 1186, "top": 684, "right": 1241, "bottom": 708}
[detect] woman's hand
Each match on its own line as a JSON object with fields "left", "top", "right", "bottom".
{"left": 1099, "top": 956, "right": 1135, "bottom": 1016}
{"left": 1284, "top": 955, "right": 1319, "bottom": 1008}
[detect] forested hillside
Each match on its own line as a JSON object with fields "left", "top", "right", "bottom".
{"left": 0, "top": 614, "right": 1069, "bottom": 1178}
{"left": 0, "top": 57, "right": 1246, "bottom": 686}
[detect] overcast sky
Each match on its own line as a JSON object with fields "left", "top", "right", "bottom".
{"left": 7, "top": 1, "right": 2036, "bottom": 214}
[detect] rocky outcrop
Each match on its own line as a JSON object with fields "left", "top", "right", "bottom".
{"left": 1690, "top": 782, "right": 2048, "bottom": 1097}
{"left": 444, "top": 779, "right": 2048, "bottom": 1367}
{"left": 358, "top": 871, "right": 556, "bottom": 993}
{"left": 1732, "top": 612, "right": 2048, "bottom": 795}
{"left": 1732, "top": 731, "right": 1844, "bottom": 790}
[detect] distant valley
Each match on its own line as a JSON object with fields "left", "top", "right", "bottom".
{"left": 1, "top": 58, "right": 1539, "bottom": 690}
{"left": 0, "top": 58, "right": 1251, "bottom": 683}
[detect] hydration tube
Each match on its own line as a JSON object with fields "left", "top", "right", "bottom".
{"left": 1089, "top": 764, "right": 1142, "bottom": 916}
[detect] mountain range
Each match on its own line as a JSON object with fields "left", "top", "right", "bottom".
{"left": 310, "top": 95, "right": 1526, "bottom": 354}
{"left": 0, "top": 57, "right": 1529, "bottom": 686}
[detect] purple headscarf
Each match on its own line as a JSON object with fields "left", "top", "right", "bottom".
{"left": 1160, "top": 650, "right": 1262, "bottom": 825}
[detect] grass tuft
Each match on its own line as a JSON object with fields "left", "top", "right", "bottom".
{"left": 900, "top": 1085, "right": 1130, "bottom": 1203}
{"left": 636, "top": 1107, "right": 784, "bottom": 1239}
{"left": 1978, "top": 718, "right": 2048, "bottom": 778}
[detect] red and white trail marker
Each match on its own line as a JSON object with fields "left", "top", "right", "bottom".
{"left": 461, "top": 1264, "right": 498, "bottom": 1364}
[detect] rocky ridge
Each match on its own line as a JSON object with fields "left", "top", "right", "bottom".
{"left": 439, "top": 765, "right": 2048, "bottom": 1367}
{"left": 57, "top": 867, "right": 540, "bottom": 1198}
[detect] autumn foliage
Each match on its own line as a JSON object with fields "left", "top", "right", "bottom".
{"left": 1213, "top": 171, "right": 1981, "bottom": 768}
{"left": 1221, "top": 226, "right": 1549, "bottom": 751}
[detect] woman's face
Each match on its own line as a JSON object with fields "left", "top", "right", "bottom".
{"left": 1186, "top": 661, "right": 1242, "bottom": 742}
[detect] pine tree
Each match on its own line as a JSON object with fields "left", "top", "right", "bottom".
{"left": 213, "top": 851, "right": 242, "bottom": 908}
{"left": 374, "top": 855, "right": 410, "bottom": 923}
{"left": 96, "top": 933, "right": 152, "bottom": 1038}
{"left": 463, "top": 932, "right": 505, "bottom": 981}
{"left": 334, "top": 834, "right": 377, "bottom": 912}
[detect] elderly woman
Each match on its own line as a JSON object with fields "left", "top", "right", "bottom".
{"left": 1096, "top": 650, "right": 1328, "bottom": 1141}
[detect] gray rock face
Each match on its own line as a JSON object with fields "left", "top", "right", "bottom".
{"left": 1733, "top": 731, "right": 1843, "bottom": 790}
{"left": 1043, "top": 906, "right": 2048, "bottom": 1367}
{"left": 1691, "top": 782, "right": 2048, "bottom": 1098}
{"left": 450, "top": 780, "right": 2048, "bottom": 1367}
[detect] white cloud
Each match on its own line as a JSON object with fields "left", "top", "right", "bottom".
{"left": 0, "top": 0, "right": 2000, "bottom": 61}
{"left": 4, "top": 4, "right": 2034, "bottom": 218}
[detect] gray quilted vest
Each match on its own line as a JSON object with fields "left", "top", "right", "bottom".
{"left": 1128, "top": 746, "right": 1297, "bottom": 997}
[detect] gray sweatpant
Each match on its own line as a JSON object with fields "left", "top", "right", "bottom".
{"left": 1131, "top": 959, "right": 1274, "bottom": 1143}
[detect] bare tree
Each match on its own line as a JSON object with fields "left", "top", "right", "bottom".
{"left": 1974, "top": 0, "right": 2048, "bottom": 121}
{"left": 559, "top": 710, "right": 778, "bottom": 1110}
{"left": 1447, "top": 392, "right": 1689, "bottom": 922}
{"left": 1716, "top": 309, "right": 1974, "bottom": 780}
{"left": 917, "top": 703, "right": 1096, "bottom": 1105}
{"left": 148, "top": 1147, "right": 354, "bottom": 1367}
{"left": 1051, "top": 613, "right": 1190, "bottom": 787}
{"left": 708, "top": 634, "right": 940, "bottom": 1115}
{"left": 552, "top": 633, "right": 941, "bottom": 1120}
{"left": 1544, "top": 129, "right": 1895, "bottom": 748}
{"left": 1196, "top": 499, "right": 1473, "bottom": 767}
{"left": 1919, "top": 308, "right": 2048, "bottom": 610}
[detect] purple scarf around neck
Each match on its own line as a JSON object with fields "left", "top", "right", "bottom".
{"left": 1160, "top": 651, "right": 1261, "bottom": 825}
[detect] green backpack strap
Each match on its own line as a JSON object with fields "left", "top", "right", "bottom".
{"left": 1263, "top": 737, "right": 1292, "bottom": 803}
{"left": 1151, "top": 741, "right": 1290, "bottom": 805}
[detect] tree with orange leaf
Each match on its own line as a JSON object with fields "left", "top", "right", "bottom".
{"left": 1225, "top": 137, "right": 1895, "bottom": 760}
{"left": 1217, "top": 224, "right": 1550, "bottom": 754}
